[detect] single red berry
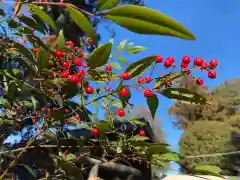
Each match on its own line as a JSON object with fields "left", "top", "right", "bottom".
{"left": 201, "top": 61, "right": 208, "bottom": 69}
{"left": 208, "top": 71, "right": 216, "bottom": 79}
{"left": 137, "top": 77, "right": 144, "bottom": 84}
{"left": 167, "top": 56, "right": 174, "bottom": 63}
{"left": 209, "top": 59, "right": 218, "bottom": 68}
{"left": 64, "top": 108, "right": 69, "bottom": 113}
{"left": 181, "top": 62, "right": 188, "bottom": 68}
{"left": 74, "top": 46, "right": 78, "bottom": 51}
{"left": 92, "top": 128, "right": 99, "bottom": 136}
{"left": 61, "top": 61, "right": 69, "bottom": 68}
{"left": 139, "top": 130, "right": 145, "bottom": 136}
{"left": 117, "top": 109, "right": 125, "bottom": 117}
{"left": 61, "top": 71, "right": 69, "bottom": 78}
{"left": 121, "top": 72, "right": 130, "bottom": 80}
{"left": 75, "top": 116, "right": 80, "bottom": 121}
{"left": 32, "top": 118, "right": 37, "bottom": 123}
{"left": 65, "top": 40, "right": 74, "bottom": 46}
{"left": 41, "top": 106, "right": 46, "bottom": 111}
{"left": 164, "top": 60, "right": 172, "bottom": 68}
{"left": 56, "top": 50, "right": 64, "bottom": 58}
{"left": 194, "top": 57, "right": 203, "bottom": 66}
{"left": 156, "top": 56, "right": 163, "bottom": 63}
{"left": 73, "top": 58, "right": 82, "bottom": 66}
{"left": 85, "top": 86, "right": 94, "bottom": 94}
{"left": 79, "top": 49, "right": 84, "bottom": 57}
{"left": 70, "top": 75, "right": 80, "bottom": 84}
{"left": 33, "top": 48, "right": 38, "bottom": 54}
{"left": 105, "top": 65, "right": 112, "bottom": 71}
{"left": 145, "top": 76, "right": 152, "bottom": 83}
{"left": 77, "top": 69, "right": 85, "bottom": 77}
{"left": 182, "top": 56, "right": 191, "bottom": 64}
{"left": 89, "top": 39, "right": 94, "bottom": 45}
{"left": 144, "top": 89, "right": 153, "bottom": 98}
{"left": 185, "top": 69, "right": 191, "bottom": 75}
{"left": 195, "top": 78, "right": 204, "bottom": 85}
{"left": 120, "top": 88, "right": 129, "bottom": 97}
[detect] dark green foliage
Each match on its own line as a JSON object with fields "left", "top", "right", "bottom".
{"left": 179, "top": 121, "right": 240, "bottom": 175}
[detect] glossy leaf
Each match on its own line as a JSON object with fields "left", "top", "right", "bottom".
{"left": 26, "top": 4, "right": 57, "bottom": 32}
{"left": 117, "top": 39, "right": 127, "bottom": 54}
{"left": 193, "top": 165, "right": 225, "bottom": 178}
{"left": 18, "top": 15, "right": 45, "bottom": 34}
{"left": 125, "top": 55, "right": 156, "bottom": 79}
{"left": 57, "top": 30, "right": 65, "bottom": 50}
{"left": 146, "top": 93, "right": 159, "bottom": 118}
{"left": 95, "top": 120, "right": 112, "bottom": 131}
{"left": 157, "top": 152, "right": 180, "bottom": 162}
{"left": 160, "top": 88, "right": 207, "bottom": 105}
{"left": 96, "top": 0, "right": 120, "bottom": 12}
{"left": 154, "top": 72, "right": 185, "bottom": 89}
{"left": 126, "top": 45, "right": 147, "bottom": 54}
{"left": 117, "top": 56, "right": 128, "bottom": 64}
{"left": 88, "top": 69, "right": 119, "bottom": 82}
{"left": 147, "top": 144, "right": 171, "bottom": 156}
{"left": 109, "top": 61, "right": 122, "bottom": 70}
{"left": 101, "top": 5, "right": 196, "bottom": 40}
{"left": 67, "top": 6, "right": 96, "bottom": 42}
{"left": 87, "top": 42, "right": 112, "bottom": 68}
{"left": 36, "top": 46, "right": 50, "bottom": 69}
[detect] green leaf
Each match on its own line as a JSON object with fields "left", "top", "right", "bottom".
{"left": 116, "top": 83, "right": 131, "bottom": 108}
{"left": 125, "top": 55, "right": 156, "bottom": 79}
{"left": 101, "top": 5, "right": 196, "bottom": 40}
{"left": 117, "top": 39, "right": 127, "bottom": 54}
{"left": 66, "top": 6, "right": 96, "bottom": 42}
{"left": 11, "top": 68, "right": 21, "bottom": 77}
{"left": 87, "top": 42, "right": 112, "bottom": 68}
{"left": 131, "top": 134, "right": 149, "bottom": 141}
{"left": 30, "top": 96, "right": 37, "bottom": 112}
{"left": 57, "top": 30, "right": 65, "bottom": 50}
{"left": 96, "top": 0, "right": 120, "bottom": 12}
{"left": 147, "top": 144, "right": 171, "bottom": 156}
{"left": 109, "top": 61, "right": 122, "bottom": 70}
{"left": 154, "top": 72, "right": 184, "bottom": 89}
{"left": 88, "top": 69, "right": 120, "bottom": 82}
{"left": 95, "top": 120, "right": 112, "bottom": 131}
{"left": 129, "top": 120, "right": 145, "bottom": 126}
{"left": 108, "top": 97, "right": 122, "bottom": 108}
{"left": 117, "top": 56, "right": 128, "bottom": 65}
{"left": 36, "top": 46, "right": 50, "bottom": 69}
{"left": 26, "top": 3, "right": 57, "bottom": 32}
{"left": 146, "top": 93, "right": 159, "bottom": 119}
{"left": 156, "top": 152, "right": 180, "bottom": 162}
{"left": 126, "top": 46, "right": 147, "bottom": 54}
{"left": 18, "top": 15, "right": 45, "bottom": 34}
{"left": 193, "top": 165, "right": 225, "bottom": 178}
{"left": 22, "top": 100, "right": 33, "bottom": 108}
{"left": 160, "top": 88, "right": 207, "bottom": 105}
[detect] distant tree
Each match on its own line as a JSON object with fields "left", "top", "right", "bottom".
{"left": 179, "top": 121, "right": 240, "bottom": 175}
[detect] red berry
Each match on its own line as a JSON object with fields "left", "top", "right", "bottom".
{"left": 164, "top": 60, "right": 172, "bottom": 68}
{"left": 61, "top": 61, "right": 69, "bottom": 68}
{"left": 139, "top": 130, "right": 145, "bottom": 136}
{"left": 117, "top": 109, "right": 125, "bottom": 117}
{"left": 121, "top": 72, "right": 130, "bottom": 80}
{"left": 92, "top": 128, "right": 99, "bottom": 136}
{"left": 85, "top": 86, "right": 94, "bottom": 94}
{"left": 194, "top": 57, "right": 203, "bottom": 66}
{"left": 167, "top": 56, "right": 174, "bottom": 63}
{"left": 33, "top": 48, "right": 38, "bottom": 54}
{"left": 208, "top": 71, "right": 216, "bottom": 79}
{"left": 56, "top": 50, "right": 64, "bottom": 58}
{"left": 156, "top": 56, "right": 163, "bottom": 63}
{"left": 65, "top": 40, "right": 74, "bottom": 46}
{"left": 137, "top": 77, "right": 144, "bottom": 84}
{"left": 70, "top": 75, "right": 80, "bottom": 84}
{"left": 106, "top": 86, "right": 110, "bottom": 91}
{"left": 195, "top": 78, "right": 204, "bottom": 85}
{"left": 41, "top": 106, "right": 46, "bottom": 111}
{"left": 89, "top": 39, "right": 94, "bottom": 45}
{"left": 61, "top": 71, "right": 69, "bottom": 78}
{"left": 145, "top": 76, "right": 152, "bottom": 83}
{"left": 144, "top": 89, "right": 153, "bottom": 98}
{"left": 77, "top": 69, "right": 85, "bottom": 76}
{"left": 181, "top": 62, "right": 188, "bottom": 68}
{"left": 105, "top": 65, "right": 112, "bottom": 71}
{"left": 209, "top": 59, "right": 218, "bottom": 68}
{"left": 185, "top": 69, "right": 191, "bottom": 75}
{"left": 73, "top": 58, "right": 82, "bottom": 66}
{"left": 182, "top": 56, "right": 191, "bottom": 64}
{"left": 75, "top": 116, "right": 80, "bottom": 121}
{"left": 201, "top": 61, "right": 208, "bottom": 69}
{"left": 120, "top": 88, "right": 129, "bottom": 97}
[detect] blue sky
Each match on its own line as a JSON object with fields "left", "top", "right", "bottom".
{"left": 3, "top": 0, "right": 240, "bottom": 174}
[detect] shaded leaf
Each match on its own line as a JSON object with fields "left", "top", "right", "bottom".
{"left": 67, "top": 6, "right": 96, "bottom": 42}
{"left": 30, "top": 96, "right": 37, "bottom": 112}
{"left": 57, "top": 30, "right": 65, "bottom": 50}
{"left": 146, "top": 93, "right": 159, "bottom": 118}
{"left": 126, "top": 45, "right": 147, "bottom": 54}
{"left": 154, "top": 72, "right": 185, "bottom": 89}
{"left": 125, "top": 55, "right": 156, "bottom": 79}
{"left": 36, "top": 46, "right": 50, "bottom": 69}
{"left": 18, "top": 15, "right": 45, "bottom": 34}
{"left": 96, "top": 0, "right": 120, "bottom": 12}
{"left": 26, "top": 3, "right": 57, "bottom": 31}
{"left": 101, "top": 5, "right": 195, "bottom": 40}
{"left": 109, "top": 61, "right": 122, "bottom": 70}
{"left": 147, "top": 144, "right": 171, "bottom": 156}
{"left": 87, "top": 42, "right": 112, "bottom": 68}
{"left": 131, "top": 134, "right": 149, "bottom": 141}
{"left": 95, "top": 120, "right": 112, "bottom": 131}
{"left": 160, "top": 88, "right": 207, "bottom": 105}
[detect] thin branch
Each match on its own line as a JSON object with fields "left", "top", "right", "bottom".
{"left": 184, "top": 150, "right": 240, "bottom": 159}
{"left": 0, "top": 1, "right": 96, "bottom": 16}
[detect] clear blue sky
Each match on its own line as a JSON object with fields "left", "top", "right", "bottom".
{"left": 4, "top": 0, "right": 240, "bottom": 174}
